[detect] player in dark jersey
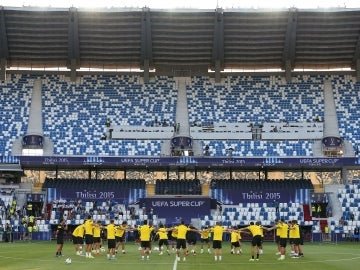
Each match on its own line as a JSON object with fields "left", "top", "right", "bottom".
{"left": 55, "top": 218, "right": 68, "bottom": 257}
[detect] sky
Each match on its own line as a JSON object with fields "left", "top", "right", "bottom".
{"left": 1, "top": 0, "right": 360, "bottom": 9}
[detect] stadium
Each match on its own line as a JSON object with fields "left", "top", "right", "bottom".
{"left": 0, "top": 2, "right": 360, "bottom": 269}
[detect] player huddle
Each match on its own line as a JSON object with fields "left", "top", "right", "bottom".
{"left": 56, "top": 215, "right": 304, "bottom": 262}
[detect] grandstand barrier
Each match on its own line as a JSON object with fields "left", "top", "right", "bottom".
{"left": 111, "top": 126, "right": 174, "bottom": 139}
{"left": 17, "top": 155, "right": 359, "bottom": 168}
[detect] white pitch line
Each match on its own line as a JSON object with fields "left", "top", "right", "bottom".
{"left": 173, "top": 256, "right": 178, "bottom": 270}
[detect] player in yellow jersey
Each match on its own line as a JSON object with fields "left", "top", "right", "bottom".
{"left": 106, "top": 219, "right": 117, "bottom": 260}
{"left": 156, "top": 224, "right": 171, "bottom": 255}
{"left": 170, "top": 225, "right": 178, "bottom": 252}
{"left": 256, "top": 221, "right": 264, "bottom": 254}
{"left": 239, "top": 221, "right": 265, "bottom": 261}
{"left": 200, "top": 226, "right": 211, "bottom": 254}
{"left": 137, "top": 220, "right": 154, "bottom": 261}
{"left": 274, "top": 219, "right": 281, "bottom": 255}
{"left": 72, "top": 223, "right": 85, "bottom": 256}
{"left": 84, "top": 215, "right": 99, "bottom": 259}
{"left": 268, "top": 218, "right": 289, "bottom": 260}
{"left": 115, "top": 221, "right": 129, "bottom": 254}
{"left": 93, "top": 220, "right": 103, "bottom": 254}
{"left": 175, "top": 221, "right": 191, "bottom": 262}
{"left": 289, "top": 220, "right": 301, "bottom": 258}
{"left": 211, "top": 221, "right": 229, "bottom": 262}
{"left": 230, "top": 226, "right": 242, "bottom": 255}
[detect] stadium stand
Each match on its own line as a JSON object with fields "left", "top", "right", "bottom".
{"left": 0, "top": 74, "right": 32, "bottom": 158}
{"left": 187, "top": 75, "right": 324, "bottom": 125}
{"left": 337, "top": 181, "right": 360, "bottom": 235}
{"left": 42, "top": 74, "right": 176, "bottom": 155}
{"left": 332, "top": 75, "right": 360, "bottom": 153}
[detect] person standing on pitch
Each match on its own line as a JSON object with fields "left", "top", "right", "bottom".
{"left": 72, "top": 222, "right": 85, "bottom": 255}
{"left": 200, "top": 226, "right": 211, "bottom": 254}
{"left": 55, "top": 218, "right": 68, "bottom": 257}
{"left": 106, "top": 219, "right": 117, "bottom": 260}
{"left": 175, "top": 221, "right": 196, "bottom": 262}
{"left": 84, "top": 215, "right": 99, "bottom": 259}
{"left": 239, "top": 221, "right": 263, "bottom": 261}
{"left": 156, "top": 224, "right": 171, "bottom": 255}
{"left": 211, "top": 221, "right": 228, "bottom": 262}
{"left": 137, "top": 220, "right": 154, "bottom": 260}
{"left": 268, "top": 218, "right": 289, "bottom": 261}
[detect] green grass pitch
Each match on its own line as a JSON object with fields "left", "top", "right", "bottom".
{"left": 0, "top": 240, "right": 359, "bottom": 270}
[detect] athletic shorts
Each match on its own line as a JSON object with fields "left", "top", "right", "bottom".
{"left": 57, "top": 237, "right": 64, "bottom": 245}
{"left": 212, "top": 240, "right": 222, "bottom": 249}
{"left": 170, "top": 236, "right": 177, "bottom": 242}
{"left": 93, "top": 237, "right": 101, "bottom": 243}
{"left": 85, "top": 234, "right": 94, "bottom": 245}
{"left": 141, "top": 241, "right": 151, "bottom": 248}
{"left": 116, "top": 235, "right": 125, "bottom": 243}
{"left": 176, "top": 239, "right": 187, "bottom": 249}
{"left": 275, "top": 235, "right": 280, "bottom": 243}
{"left": 108, "top": 239, "right": 116, "bottom": 249}
{"left": 299, "top": 236, "right": 304, "bottom": 245}
{"left": 231, "top": 241, "right": 240, "bottom": 248}
{"left": 187, "top": 238, "right": 197, "bottom": 245}
{"left": 279, "top": 238, "right": 287, "bottom": 248}
{"left": 200, "top": 238, "right": 210, "bottom": 243}
{"left": 292, "top": 238, "right": 301, "bottom": 245}
{"left": 251, "top": 235, "right": 262, "bottom": 247}
{"left": 72, "top": 235, "right": 83, "bottom": 245}
{"left": 159, "top": 239, "right": 169, "bottom": 246}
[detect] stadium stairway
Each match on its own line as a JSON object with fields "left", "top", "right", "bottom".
{"left": 174, "top": 77, "right": 191, "bottom": 137}
{"left": 325, "top": 184, "right": 345, "bottom": 222}
{"left": 12, "top": 79, "right": 54, "bottom": 155}
{"left": 323, "top": 80, "right": 340, "bottom": 138}
{"left": 323, "top": 80, "right": 354, "bottom": 156}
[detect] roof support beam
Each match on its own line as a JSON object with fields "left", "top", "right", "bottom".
{"left": 353, "top": 30, "right": 360, "bottom": 81}
{"left": 141, "top": 7, "right": 153, "bottom": 83}
{"left": 356, "top": 59, "right": 360, "bottom": 82}
{"left": 68, "top": 7, "right": 80, "bottom": 82}
{"left": 212, "top": 8, "right": 224, "bottom": 83}
{"left": 282, "top": 9, "right": 298, "bottom": 83}
{"left": 0, "top": 8, "right": 9, "bottom": 80}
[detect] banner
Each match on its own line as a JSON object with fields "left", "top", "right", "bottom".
{"left": 140, "top": 197, "right": 211, "bottom": 224}
{"left": 46, "top": 187, "right": 145, "bottom": 205}
{"left": 17, "top": 155, "right": 359, "bottom": 168}
{"left": 211, "top": 189, "right": 310, "bottom": 204}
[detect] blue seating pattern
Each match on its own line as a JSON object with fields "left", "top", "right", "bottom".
{"left": 199, "top": 202, "right": 306, "bottom": 227}
{"left": 336, "top": 182, "right": 360, "bottom": 234}
{"left": 42, "top": 75, "right": 177, "bottom": 155}
{"left": 3, "top": 74, "right": 360, "bottom": 159}
{"left": 332, "top": 75, "right": 360, "bottom": 150}
{"left": 187, "top": 75, "right": 324, "bottom": 126}
{"left": 0, "top": 74, "right": 33, "bottom": 157}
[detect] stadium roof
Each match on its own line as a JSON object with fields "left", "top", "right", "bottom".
{"left": 1, "top": 6, "right": 360, "bottom": 73}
